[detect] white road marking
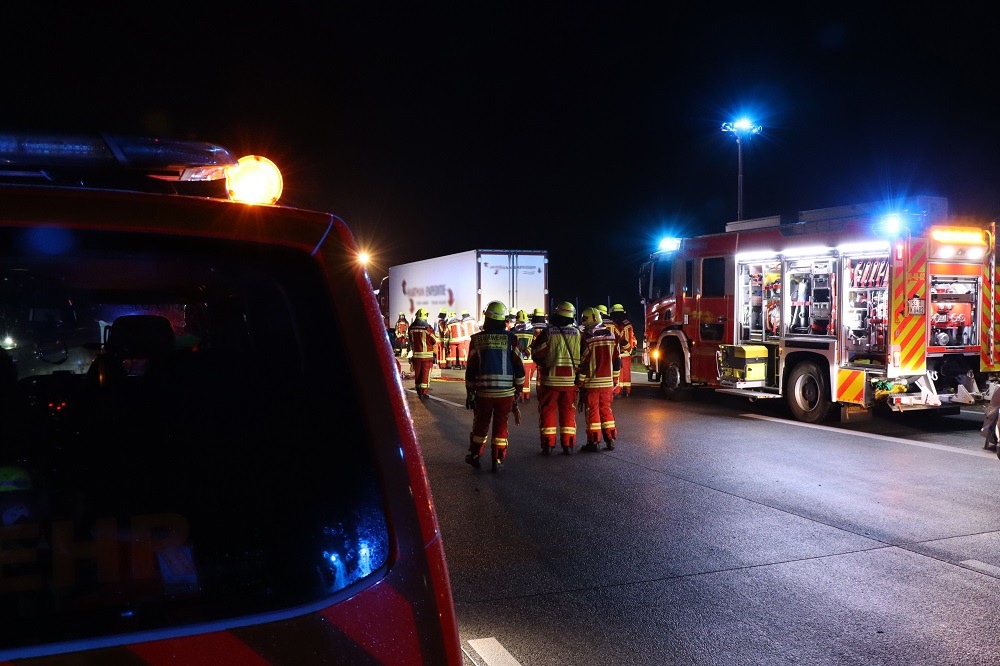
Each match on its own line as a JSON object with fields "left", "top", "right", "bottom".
{"left": 742, "top": 414, "right": 995, "bottom": 459}
{"left": 960, "top": 559, "right": 1000, "bottom": 576}
{"left": 408, "top": 388, "right": 462, "bottom": 407}
{"left": 467, "top": 638, "right": 523, "bottom": 666}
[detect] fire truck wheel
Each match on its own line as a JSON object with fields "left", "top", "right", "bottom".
{"left": 787, "top": 361, "right": 831, "bottom": 423}
{"left": 659, "top": 351, "right": 689, "bottom": 401}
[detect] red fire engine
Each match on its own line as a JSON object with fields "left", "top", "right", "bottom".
{"left": 638, "top": 196, "right": 1000, "bottom": 422}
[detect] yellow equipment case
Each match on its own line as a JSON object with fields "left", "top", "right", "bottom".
{"left": 718, "top": 344, "right": 768, "bottom": 384}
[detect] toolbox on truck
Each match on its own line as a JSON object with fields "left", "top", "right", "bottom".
{"left": 717, "top": 344, "right": 768, "bottom": 386}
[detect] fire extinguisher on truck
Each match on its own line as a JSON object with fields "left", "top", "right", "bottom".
{"left": 638, "top": 197, "right": 1000, "bottom": 423}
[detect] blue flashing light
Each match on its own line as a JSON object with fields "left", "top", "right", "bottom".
{"left": 880, "top": 213, "right": 906, "bottom": 237}
{"left": 658, "top": 237, "right": 681, "bottom": 252}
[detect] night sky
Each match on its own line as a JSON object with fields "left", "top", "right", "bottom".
{"left": 5, "top": 6, "right": 999, "bottom": 320}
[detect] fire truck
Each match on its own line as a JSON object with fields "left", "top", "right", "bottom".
{"left": 638, "top": 196, "right": 1000, "bottom": 422}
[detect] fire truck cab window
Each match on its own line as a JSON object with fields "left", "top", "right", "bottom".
{"left": 701, "top": 257, "right": 726, "bottom": 297}
{"left": 651, "top": 257, "right": 674, "bottom": 300}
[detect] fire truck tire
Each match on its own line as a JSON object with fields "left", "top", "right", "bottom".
{"left": 659, "top": 351, "right": 689, "bottom": 401}
{"left": 787, "top": 361, "right": 831, "bottom": 423}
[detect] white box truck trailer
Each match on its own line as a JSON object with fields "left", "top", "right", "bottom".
{"left": 383, "top": 249, "right": 548, "bottom": 323}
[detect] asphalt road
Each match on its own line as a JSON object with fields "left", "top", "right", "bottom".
{"left": 406, "top": 365, "right": 1000, "bottom": 665}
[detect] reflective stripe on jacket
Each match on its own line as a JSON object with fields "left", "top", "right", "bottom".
{"left": 407, "top": 321, "right": 437, "bottom": 359}
{"left": 465, "top": 331, "right": 525, "bottom": 398}
{"left": 577, "top": 325, "right": 621, "bottom": 389}
{"left": 531, "top": 324, "right": 581, "bottom": 387}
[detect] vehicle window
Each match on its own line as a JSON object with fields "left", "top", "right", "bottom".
{"left": 702, "top": 257, "right": 726, "bottom": 297}
{"left": 651, "top": 258, "right": 674, "bottom": 299}
{"left": 0, "top": 228, "right": 389, "bottom": 650}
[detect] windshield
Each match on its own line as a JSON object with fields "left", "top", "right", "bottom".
{"left": 0, "top": 227, "right": 389, "bottom": 651}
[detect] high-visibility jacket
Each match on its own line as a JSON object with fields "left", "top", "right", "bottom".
{"left": 407, "top": 320, "right": 437, "bottom": 359}
{"left": 465, "top": 330, "right": 525, "bottom": 398}
{"left": 434, "top": 315, "right": 449, "bottom": 362}
{"left": 447, "top": 317, "right": 466, "bottom": 343}
{"left": 461, "top": 314, "right": 480, "bottom": 338}
{"left": 394, "top": 317, "right": 409, "bottom": 346}
{"left": 531, "top": 324, "right": 582, "bottom": 388}
{"left": 577, "top": 325, "right": 621, "bottom": 389}
{"left": 610, "top": 317, "right": 637, "bottom": 356}
{"left": 512, "top": 322, "right": 535, "bottom": 360}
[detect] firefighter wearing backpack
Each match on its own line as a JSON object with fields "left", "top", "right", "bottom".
{"left": 577, "top": 307, "right": 620, "bottom": 451}
{"left": 464, "top": 301, "right": 525, "bottom": 473}
{"left": 531, "top": 301, "right": 582, "bottom": 454}
{"left": 609, "top": 303, "right": 637, "bottom": 397}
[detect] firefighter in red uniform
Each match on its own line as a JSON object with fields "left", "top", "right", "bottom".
{"left": 407, "top": 308, "right": 437, "bottom": 399}
{"left": 530, "top": 307, "right": 548, "bottom": 397}
{"left": 609, "top": 303, "right": 637, "bottom": 397}
{"left": 460, "top": 309, "right": 478, "bottom": 367}
{"left": 434, "top": 308, "right": 449, "bottom": 367}
{"left": 394, "top": 312, "right": 409, "bottom": 356}
{"left": 464, "top": 301, "right": 525, "bottom": 473}
{"left": 512, "top": 309, "right": 535, "bottom": 402}
{"left": 531, "top": 301, "right": 582, "bottom": 454}
{"left": 577, "top": 307, "right": 620, "bottom": 450}
{"left": 446, "top": 312, "right": 465, "bottom": 369}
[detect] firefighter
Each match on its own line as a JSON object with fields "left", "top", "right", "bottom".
{"left": 597, "top": 304, "right": 612, "bottom": 327}
{"left": 512, "top": 309, "right": 535, "bottom": 402}
{"left": 465, "top": 301, "right": 525, "bottom": 473}
{"left": 407, "top": 308, "right": 437, "bottom": 399}
{"left": 394, "top": 312, "right": 409, "bottom": 356}
{"left": 435, "top": 308, "right": 449, "bottom": 368}
{"left": 530, "top": 308, "right": 548, "bottom": 396}
{"left": 577, "top": 307, "right": 620, "bottom": 451}
{"left": 460, "top": 309, "right": 479, "bottom": 366}
{"left": 446, "top": 312, "right": 465, "bottom": 369}
{"left": 531, "top": 301, "right": 582, "bottom": 454}
{"left": 609, "top": 303, "right": 637, "bottom": 397}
